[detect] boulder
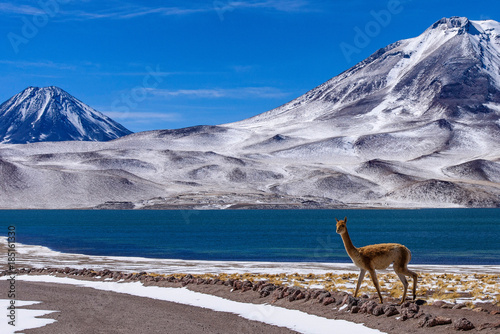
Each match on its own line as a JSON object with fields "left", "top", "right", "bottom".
{"left": 453, "top": 318, "right": 475, "bottom": 331}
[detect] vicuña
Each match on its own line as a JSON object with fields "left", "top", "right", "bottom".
{"left": 335, "top": 217, "right": 417, "bottom": 304}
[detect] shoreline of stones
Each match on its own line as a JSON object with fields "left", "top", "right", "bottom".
{"left": 3, "top": 267, "right": 500, "bottom": 332}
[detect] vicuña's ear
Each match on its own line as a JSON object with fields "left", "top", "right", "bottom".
{"left": 344, "top": 216, "right": 347, "bottom": 222}
{"left": 335, "top": 218, "right": 339, "bottom": 223}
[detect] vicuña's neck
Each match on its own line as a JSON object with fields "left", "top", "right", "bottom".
{"left": 340, "top": 230, "right": 359, "bottom": 258}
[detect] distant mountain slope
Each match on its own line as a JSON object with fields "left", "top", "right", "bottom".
{"left": 0, "top": 17, "right": 499, "bottom": 209}
{"left": 0, "top": 86, "right": 132, "bottom": 144}
{"left": 229, "top": 17, "right": 500, "bottom": 135}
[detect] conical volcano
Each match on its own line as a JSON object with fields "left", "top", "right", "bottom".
{"left": 0, "top": 86, "right": 132, "bottom": 144}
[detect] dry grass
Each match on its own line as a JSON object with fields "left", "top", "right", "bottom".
{"left": 150, "top": 270, "right": 499, "bottom": 306}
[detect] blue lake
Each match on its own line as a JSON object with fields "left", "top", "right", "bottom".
{"left": 1, "top": 209, "right": 499, "bottom": 265}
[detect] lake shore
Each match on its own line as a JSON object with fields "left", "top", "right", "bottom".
{"left": 3, "top": 236, "right": 500, "bottom": 276}
{"left": 2, "top": 268, "right": 500, "bottom": 334}
{"left": 1, "top": 237, "right": 499, "bottom": 333}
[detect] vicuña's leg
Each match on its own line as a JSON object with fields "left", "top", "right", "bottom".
{"left": 396, "top": 272, "right": 408, "bottom": 304}
{"left": 396, "top": 265, "right": 418, "bottom": 302}
{"left": 368, "top": 269, "right": 383, "bottom": 303}
{"left": 408, "top": 269, "right": 418, "bottom": 301}
{"left": 354, "top": 269, "right": 366, "bottom": 298}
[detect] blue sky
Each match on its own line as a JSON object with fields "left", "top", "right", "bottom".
{"left": 1, "top": 0, "right": 499, "bottom": 132}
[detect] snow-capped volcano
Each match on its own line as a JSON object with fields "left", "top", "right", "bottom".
{"left": 0, "top": 86, "right": 132, "bottom": 144}
{"left": 0, "top": 17, "right": 499, "bottom": 209}
{"left": 231, "top": 17, "right": 500, "bottom": 135}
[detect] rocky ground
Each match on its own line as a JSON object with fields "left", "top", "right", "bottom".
{"left": 3, "top": 268, "right": 500, "bottom": 333}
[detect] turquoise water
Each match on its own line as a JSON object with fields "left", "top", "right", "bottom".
{"left": 1, "top": 209, "right": 499, "bottom": 265}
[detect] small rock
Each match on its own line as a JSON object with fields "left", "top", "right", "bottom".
{"left": 232, "top": 280, "right": 242, "bottom": 289}
{"left": 477, "top": 322, "right": 500, "bottom": 330}
{"left": 453, "top": 303, "right": 466, "bottom": 310}
{"left": 342, "top": 295, "right": 358, "bottom": 310}
{"left": 242, "top": 280, "right": 253, "bottom": 290}
{"left": 453, "top": 318, "right": 475, "bottom": 331}
{"left": 432, "top": 300, "right": 446, "bottom": 308}
{"left": 401, "top": 301, "right": 412, "bottom": 308}
{"left": 283, "top": 287, "right": 294, "bottom": 298}
{"left": 252, "top": 281, "right": 265, "bottom": 291}
{"left": 260, "top": 290, "right": 271, "bottom": 298}
{"left": 258, "top": 283, "right": 275, "bottom": 292}
{"left": 433, "top": 300, "right": 453, "bottom": 308}
{"left": 427, "top": 316, "right": 452, "bottom": 327}
{"left": 310, "top": 290, "right": 324, "bottom": 299}
{"left": 279, "top": 287, "right": 288, "bottom": 299}
{"left": 414, "top": 310, "right": 425, "bottom": 319}
{"left": 417, "top": 314, "right": 433, "bottom": 328}
{"left": 372, "top": 305, "right": 385, "bottom": 316}
{"left": 289, "top": 289, "right": 305, "bottom": 302}
{"left": 408, "top": 303, "right": 420, "bottom": 314}
{"left": 259, "top": 284, "right": 276, "bottom": 298}
{"left": 318, "top": 292, "right": 331, "bottom": 303}
{"left": 271, "top": 287, "right": 284, "bottom": 301}
{"left": 360, "top": 301, "right": 378, "bottom": 314}
{"left": 241, "top": 285, "right": 252, "bottom": 292}
{"left": 384, "top": 305, "right": 399, "bottom": 317}
{"left": 399, "top": 301, "right": 420, "bottom": 320}
{"left": 335, "top": 294, "right": 346, "bottom": 306}
{"left": 341, "top": 295, "right": 354, "bottom": 305}
{"left": 322, "top": 297, "right": 335, "bottom": 306}
{"left": 351, "top": 306, "right": 361, "bottom": 314}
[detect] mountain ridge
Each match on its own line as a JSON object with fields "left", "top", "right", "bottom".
{"left": 229, "top": 17, "right": 500, "bottom": 135}
{"left": 0, "top": 17, "right": 499, "bottom": 209}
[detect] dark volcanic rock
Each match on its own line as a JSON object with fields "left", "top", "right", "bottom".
{"left": 453, "top": 317, "right": 475, "bottom": 331}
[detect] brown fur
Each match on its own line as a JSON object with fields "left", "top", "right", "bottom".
{"left": 336, "top": 217, "right": 418, "bottom": 304}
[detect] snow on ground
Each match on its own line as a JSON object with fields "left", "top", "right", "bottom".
{"left": 3, "top": 237, "right": 500, "bottom": 306}
{"left": 0, "top": 299, "right": 57, "bottom": 334}
{"left": 15, "top": 275, "right": 385, "bottom": 334}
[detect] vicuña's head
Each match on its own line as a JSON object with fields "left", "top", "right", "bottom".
{"left": 335, "top": 217, "right": 347, "bottom": 234}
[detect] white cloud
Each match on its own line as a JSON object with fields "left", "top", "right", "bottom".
{"left": 103, "top": 111, "right": 181, "bottom": 122}
{"left": 0, "top": 60, "right": 76, "bottom": 70}
{"left": 0, "top": 2, "right": 44, "bottom": 15}
{"left": 0, "top": 1, "right": 315, "bottom": 21}
{"left": 148, "top": 87, "right": 291, "bottom": 99}
{"left": 229, "top": 0, "right": 312, "bottom": 12}
{"left": 61, "top": 6, "right": 207, "bottom": 20}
